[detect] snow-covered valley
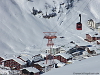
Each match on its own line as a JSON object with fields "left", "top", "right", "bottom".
{"left": 0, "top": 0, "right": 100, "bottom": 74}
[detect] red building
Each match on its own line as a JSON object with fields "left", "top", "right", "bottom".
{"left": 54, "top": 53, "right": 72, "bottom": 63}
{"left": 0, "top": 57, "right": 4, "bottom": 65}
{"left": 54, "top": 55, "right": 67, "bottom": 63}
{"left": 4, "top": 58, "right": 26, "bottom": 70}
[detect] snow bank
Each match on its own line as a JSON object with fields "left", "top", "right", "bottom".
{"left": 43, "top": 55, "right": 100, "bottom": 75}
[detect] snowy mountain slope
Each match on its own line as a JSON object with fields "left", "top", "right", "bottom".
{"left": 0, "top": 0, "right": 100, "bottom": 54}
{"left": 43, "top": 55, "right": 100, "bottom": 75}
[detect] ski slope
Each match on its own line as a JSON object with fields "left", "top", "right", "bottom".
{"left": 0, "top": 0, "right": 100, "bottom": 62}
{"left": 0, "top": 0, "right": 100, "bottom": 74}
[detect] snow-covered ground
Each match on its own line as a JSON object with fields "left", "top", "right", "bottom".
{"left": 0, "top": 0, "right": 100, "bottom": 54}
{"left": 0, "top": 0, "right": 100, "bottom": 74}
{"left": 43, "top": 55, "right": 100, "bottom": 75}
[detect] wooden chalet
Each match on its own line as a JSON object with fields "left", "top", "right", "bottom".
{"left": 85, "top": 34, "right": 100, "bottom": 42}
{"left": 85, "top": 34, "right": 94, "bottom": 42}
{"left": 54, "top": 53, "right": 72, "bottom": 63}
{"left": 0, "top": 57, "right": 4, "bottom": 65}
{"left": 3, "top": 57, "right": 26, "bottom": 70}
{"left": 87, "top": 47, "right": 96, "bottom": 53}
{"left": 20, "top": 67, "right": 40, "bottom": 75}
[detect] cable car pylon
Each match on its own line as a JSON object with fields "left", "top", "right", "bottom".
{"left": 43, "top": 32, "right": 57, "bottom": 47}
{"left": 43, "top": 32, "right": 57, "bottom": 65}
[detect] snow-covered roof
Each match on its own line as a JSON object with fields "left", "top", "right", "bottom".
{"left": 2, "top": 54, "right": 26, "bottom": 65}
{"left": 97, "top": 40, "right": 100, "bottom": 42}
{"left": 53, "top": 59, "right": 60, "bottom": 63}
{"left": 34, "top": 58, "right": 65, "bottom": 67}
{"left": 75, "top": 41, "right": 91, "bottom": 46}
{"left": 41, "top": 53, "right": 46, "bottom": 57}
{"left": 22, "top": 67, "right": 39, "bottom": 73}
{"left": 68, "top": 43, "right": 76, "bottom": 49}
{"left": 41, "top": 53, "right": 51, "bottom": 58}
{"left": 57, "top": 63, "right": 65, "bottom": 67}
{"left": 34, "top": 60, "right": 55, "bottom": 67}
{"left": 14, "top": 57, "right": 26, "bottom": 65}
{"left": 19, "top": 54, "right": 32, "bottom": 61}
{"left": 32, "top": 54, "right": 43, "bottom": 62}
{"left": 17, "top": 52, "right": 42, "bottom": 61}
{"left": 55, "top": 53, "right": 72, "bottom": 59}
{"left": 52, "top": 46, "right": 60, "bottom": 48}
{"left": 3, "top": 57, "right": 26, "bottom": 65}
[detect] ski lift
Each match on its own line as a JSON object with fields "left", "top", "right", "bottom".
{"left": 76, "top": 14, "right": 82, "bottom": 30}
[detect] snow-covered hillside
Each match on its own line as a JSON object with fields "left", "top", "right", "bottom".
{"left": 0, "top": 0, "right": 100, "bottom": 74}
{"left": 43, "top": 55, "right": 100, "bottom": 75}
{"left": 0, "top": 0, "right": 100, "bottom": 55}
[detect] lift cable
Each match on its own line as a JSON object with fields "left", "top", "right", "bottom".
{"left": 52, "top": 0, "right": 93, "bottom": 46}
{"left": 57, "top": 0, "right": 93, "bottom": 36}
{"left": 50, "top": 0, "right": 91, "bottom": 36}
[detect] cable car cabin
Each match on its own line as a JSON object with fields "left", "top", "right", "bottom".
{"left": 76, "top": 22, "right": 82, "bottom": 30}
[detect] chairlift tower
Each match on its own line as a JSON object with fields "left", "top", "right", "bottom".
{"left": 43, "top": 32, "right": 57, "bottom": 65}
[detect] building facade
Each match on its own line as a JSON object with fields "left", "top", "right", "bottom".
{"left": 4, "top": 59, "right": 24, "bottom": 70}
